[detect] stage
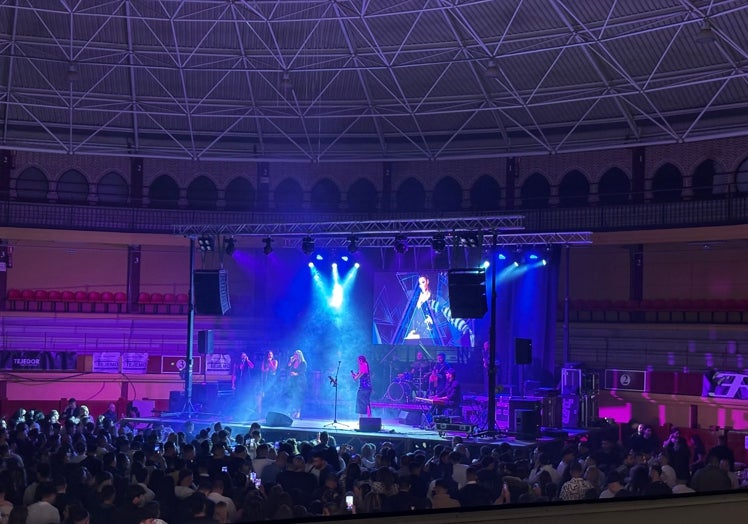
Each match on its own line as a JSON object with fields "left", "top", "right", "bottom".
{"left": 120, "top": 414, "right": 546, "bottom": 456}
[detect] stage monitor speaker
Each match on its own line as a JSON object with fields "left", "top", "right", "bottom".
{"left": 197, "top": 330, "right": 214, "bottom": 354}
{"left": 266, "top": 411, "right": 293, "bottom": 427}
{"left": 168, "top": 390, "right": 184, "bottom": 412}
{"left": 448, "top": 269, "right": 487, "bottom": 318}
{"left": 515, "top": 409, "right": 539, "bottom": 440}
{"left": 359, "top": 417, "right": 382, "bottom": 432}
{"left": 398, "top": 411, "right": 422, "bottom": 426}
{"left": 515, "top": 338, "right": 532, "bottom": 365}
{"left": 194, "top": 269, "right": 231, "bottom": 315}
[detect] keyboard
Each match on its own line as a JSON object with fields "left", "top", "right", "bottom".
{"left": 414, "top": 396, "right": 447, "bottom": 405}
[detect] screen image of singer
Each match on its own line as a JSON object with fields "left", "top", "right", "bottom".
{"left": 371, "top": 271, "right": 486, "bottom": 347}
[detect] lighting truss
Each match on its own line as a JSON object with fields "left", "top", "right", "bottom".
{"left": 175, "top": 214, "right": 591, "bottom": 249}
{"left": 265, "top": 231, "right": 592, "bottom": 250}
{"left": 174, "top": 215, "right": 525, "bottom": 238}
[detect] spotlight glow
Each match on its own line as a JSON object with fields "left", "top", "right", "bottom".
{"left": 354, "top": 262, "right": 360, "bottom": 268}
{"left": 481, "top": 260, "right": 490, "bottom": 269}
{"left": 308, "top": 262, "right": 314, "bottom": 268}
{"left": 341, "top": 255, "right": 349, "bottom": 262}
{"left": 498, "top": 253, "right": 507, "bottom": 260}
{"left": 315, "top": 254, "right": 323, "bottom": 261}
{"left": 529, "top": 253, "right": 539, "bottom": 260}
{"left": 329, "top": 283, "right": 344, "bottom": 309}
{"left": 332, "top": 262, "right": 338, "bottom": 269}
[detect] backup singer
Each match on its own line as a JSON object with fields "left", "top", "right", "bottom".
{"left": 287, "top": 349, "right": 307, "bottom": 419}
{"left": 351, "top": 355, "right": 372, "bottom": 417}
{"left": 232, "top": 352, "right": 254, "bottom": 394}
{"left": 257, "top": 350, "right": 278, "bottom": 414}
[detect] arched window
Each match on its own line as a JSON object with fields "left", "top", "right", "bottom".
{"left": 692, "top": 159, "right": 716, "bottom": 200}
{"left": 470, "top": 175, "right": 502, "bottom": 211}
{"left": 149, "top": 175, "right": 180, "bottom": 209}
{"left": 15, "top": 167, "right": 49, "bottom": 202}
{"left": 57, "top": 169, "right": 89, "bottom": 203}
{"left": 598, "top": 168, "right": 630, "bottom": 205}
{"left": 186, "top": 176, "right": 218, "bottom": 210}
{"left": 558, "top": 170, "right": 589, "bottom": 207}
{"left": 432, "top": 176, "right": 462, "bottom": 212}
{"left": 347, "top": 178, "right": 378, "bottom": 212}
{"left": 310, "top": 179, "right": 341, "bottom": 212}
{"left": 224, "top": 177, "right": 255, "bottom": 211}
{"left": 98, "top": 171, "right": 129, "bottom": 206}
{"left": 652, "top": 163, "right": 683, "bottom": 202}
{"left": 520, "top": 173, "right": 550, "bottom": 209}
{"left": 396, "top": 177, "right": 426, "bottom": 212}
{"left": 274, "top": 178, "right": 304, "bottom": 211}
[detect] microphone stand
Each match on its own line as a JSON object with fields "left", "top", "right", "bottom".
{"left": 325, "top": 360, "right": 349, "bottom": 428}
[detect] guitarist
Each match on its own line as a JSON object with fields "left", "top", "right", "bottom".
{"left": 428, "top": 352, "right": 448, "bottom": 395}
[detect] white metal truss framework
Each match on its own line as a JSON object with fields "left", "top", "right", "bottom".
{"left": 256, "top": 231, "right": 593, "bottom": 250}
{"left": 174, "top": 214, "right": 592, "bottom": 248}
{"left": 1, "top": 1, "right": 747, "bottom": 162}
{"left": 174, "top": 214, "right": 525, "bottom": 237}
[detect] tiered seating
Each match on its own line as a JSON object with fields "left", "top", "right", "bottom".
{"left": 565, "top": 297, "right": 748, "bottom": 324}
{"left": 7, "top": 289, "right": 189, "bottom": 315}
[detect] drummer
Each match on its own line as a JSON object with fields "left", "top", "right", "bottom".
{"left": 410, "top": 351, "right": 430, "bottom": 396}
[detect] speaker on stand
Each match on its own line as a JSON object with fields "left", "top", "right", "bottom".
{"left": 515, "top": 338, "right": 532, "bottom": 397}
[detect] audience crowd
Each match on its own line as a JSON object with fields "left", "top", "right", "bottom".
{"left": 0, "top": 400, "right": 744, "bottom": 524}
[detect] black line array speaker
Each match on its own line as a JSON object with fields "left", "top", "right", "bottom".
{"left": 197, "top": 330, "right": 214, "bottom": 354}
{"left": 194, "top": 269, "right": 231, "bottom": 315}
{"left": 358, "top": 417, "right": 382, "bottom": 432}
{"left": 447, "top": 268, "right": 487, "bottom": 318}
{"left": 266, "top": 411, "right": 293, "bottom": 427}
{"left": 515, "top": 338, "right": 532, "bottom": 365}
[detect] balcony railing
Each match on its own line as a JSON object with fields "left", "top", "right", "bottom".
{"left": 1, "top": 193, "right": 747, "bottom": 235}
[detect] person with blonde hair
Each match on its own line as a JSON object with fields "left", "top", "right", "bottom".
{"left": 288, "top": 350, "right": 307, "bottom": 419}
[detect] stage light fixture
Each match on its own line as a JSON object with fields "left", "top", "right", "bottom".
{"left": 512, "top": 246, "right": 522, "bottom": 267}
{"left": 431, "top": 233, "right": 447, "bottom": 253}
{"left": 308, "top": 262, "right": 314, "bottom": 268}
{"left": 301, "top": 236, "right": 315, "bottom": 255}
{"left": 347, "top": 236, "right": 359, "bottom": 254}
{"left": 197, "top": 236, "right": 214, "bottom": 252}
{"left": 341, "top": 255, "right": 349, "bottom": 262}
{"left": 354, "top": 262, "right": 360, "bottom": 268}
{"left": 315, "top": 254, "right": 324, "bottom": 261}
{"left": 262, "top": 237, "right": 273, "bottom": 255}
{"left": 224, "top": 237, "right": 236, "bottom": 256}
{"left": 394, "top": 235, "right": 408, "bottom": 254}
{"left": 460, "top": 233, "right": 481, "bottom": 248}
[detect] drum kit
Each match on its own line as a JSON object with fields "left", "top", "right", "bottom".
{"left": 385, "top": 369, "right": 430, "bottom": 402}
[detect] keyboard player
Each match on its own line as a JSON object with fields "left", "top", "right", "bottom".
{"left": 431, "top": 368, "right": 461, "bottom": 416}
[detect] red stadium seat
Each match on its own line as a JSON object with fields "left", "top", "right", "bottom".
{"left": 7, "top": 289, "right": 22, "bottom": 310}
{"left": 73, "top": 290, "right": 88, "bottom": 312}
{"left": 86, "top": 291, "right": 101, "bottom": 313}
{"left": 61, "top": 290, "right": 75, "bottom": 312}
{"left": 114, "top": 292, "right": 128, "bottom": 313}
{"left": 137, "top": 292, "right": 150, "bottom": 313}
{"left": 33, "top": 289, "right": 49, "bottom": 311}
{"left": 149, "top": 293, "right": 164, "bottom": 314}
{"left": 46, "top": 290, "right": 62, "bottom": 312}
{"left": 163, "top": 293, "right": 176, "bottom": 314}
{"left": 176, "top": 293, "right": 189, "bottom": 314}
{"left": 101, "top": 291, "right": 114, "bottom": 312}
{"left": 21, "top": 289, "right": 35, "bottom": 311}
